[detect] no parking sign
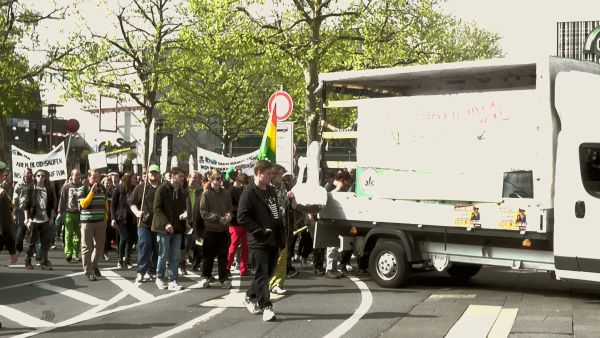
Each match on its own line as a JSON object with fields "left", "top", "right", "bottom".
{"left": 268, "top": 91, "right": 293, "bottom": 121}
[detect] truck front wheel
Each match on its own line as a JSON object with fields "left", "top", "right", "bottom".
{"left": 369, "top": 240, "right": 410, "bottom": 288}
{"left": 446, "top": 263, "right": 481, "bottom": 283}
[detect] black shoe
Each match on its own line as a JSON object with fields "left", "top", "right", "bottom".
{"left": 40, "top": 261, "right": 53, "bottom": 271}
{"left": 94, "top": 268, "right": 102, "bottom": 277}
{"left": 325, "top": 270, "right": 343, "bottom": 279}
{"left": 287, "top": 267, "right": 300, "bottom": 278}
{"left": 66, "top": 256, "right": 72, "bottom": 262}
{"left": 87, "top": 274, "right": 97, "bottom": 281}
{"left": 314, "top": 267, "right": 325, "bottom": 275}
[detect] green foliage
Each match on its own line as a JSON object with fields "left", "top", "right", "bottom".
{"left": 161, "top": 0, "right": 301, "bottom": 154}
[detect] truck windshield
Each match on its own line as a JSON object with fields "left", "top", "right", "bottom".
{"left": 579, "top": 144, "right": 600, "bottom": 198}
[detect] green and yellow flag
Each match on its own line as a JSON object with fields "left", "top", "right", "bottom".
{"left": 257, "top": 105, "right": 277, "bottom": 162}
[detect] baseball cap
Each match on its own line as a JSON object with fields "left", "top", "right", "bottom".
{"left": 149, "top": 164, "right": 160, "bottom": 173}
{"left": 0, "top": 161, "right": 6, "bottom": 171}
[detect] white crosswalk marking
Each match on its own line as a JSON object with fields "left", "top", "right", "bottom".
{"left": 488, "top": 308, "right": 519, "bottom": 338}
{"left": 102, "top": 270, "right": 155, "bottom": 302}
{"left": 33, "top": 282, "right": 106, "bottom": 306}
{"left": 0, "top": 305, "right": 54, "bottom": 328}
{"left": 444, "top": 305, "right": 519, "bottom": 338}
{"left": 445, "top": 305, "right": 501, "bottom": 338}
{"left": 428, "top": 294, "right": 477, "bottom": 300}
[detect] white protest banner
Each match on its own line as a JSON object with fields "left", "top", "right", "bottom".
{"left": 88, "top": 151, "right": 108, "bottom": 170}
{"left": 11, "top": 142, "right": 68, "bottom": 181}
{"left": 170, "top": 155, "right": 178, "bottom": 170}
{"left": 197, "top": 147, "right": 259, "bottom": 173}
{"left": 276, "top": 121, "right": 294, "bottom": 175}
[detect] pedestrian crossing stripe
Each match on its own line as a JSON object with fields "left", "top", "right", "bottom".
{"left": 33, "top": 282, "right": 106, "bottom": 306}
{"left": 444, "top": 305, "right": 518, "bottom": 338}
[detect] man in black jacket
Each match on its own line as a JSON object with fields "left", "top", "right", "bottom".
{"left": 238, "top": 160, "right": 284, "bottom": 322}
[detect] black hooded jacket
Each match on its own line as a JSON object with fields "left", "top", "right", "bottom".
{"left": 237, "top": 180, "right": 285, "bottom": 250}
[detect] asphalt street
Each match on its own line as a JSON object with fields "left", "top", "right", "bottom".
{"left": 2, "top": 245, "right": 600, "bottom": 338}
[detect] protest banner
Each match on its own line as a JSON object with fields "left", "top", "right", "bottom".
{"left": 88, "top": 151, "right": 108, "bottom": 170}
{"left": 12, "top": 142, "right": 68, "bottom": 181}
{"left": 197, "top": 147, "right": 259, "bottom": 173}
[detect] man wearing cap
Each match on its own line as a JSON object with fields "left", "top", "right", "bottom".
{"left": 12, "top": 167, "right": 33, "bottom": 253}
{"left": 0, "top": 161, "right": 17, "bottom": 265}
{"left": 130, "top": 164, "right": 161, "bottom": 283}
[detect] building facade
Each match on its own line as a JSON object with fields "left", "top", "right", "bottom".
{"left": 557, "top": 21, "right": 600, "bottom": 62}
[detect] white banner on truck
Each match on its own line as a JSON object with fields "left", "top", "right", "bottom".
{"left": 11, "top": 142, "right": 68, "bottom": 181}
{"left": 196, "top": 147, "right": 258, "bottom": 173}
{"left": 356, "top": 90, "right": 547, "bottom": 202}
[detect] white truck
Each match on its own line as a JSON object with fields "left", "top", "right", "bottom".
{"left": 313, "top": 56, "right": 600, "bottom": 288}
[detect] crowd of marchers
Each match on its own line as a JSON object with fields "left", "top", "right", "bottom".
{"left": 0, "top": 160, "right": 359, "bottom": 322}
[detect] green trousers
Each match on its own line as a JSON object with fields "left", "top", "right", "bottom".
{"left": 269, "top": 245, "right": 288, "bottom": 289}
{"left": 64, "top": 211, "right": 81, "bottom": 258}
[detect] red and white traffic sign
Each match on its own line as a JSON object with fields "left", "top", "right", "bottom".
{"left": 268, "top": 90, "right": 293, "bottom": 121}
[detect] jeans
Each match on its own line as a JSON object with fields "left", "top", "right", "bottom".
{"left": 137, "top": 227, "right": 158, "bottom": 275}
{"left": 156, "top": 233, "right": 182, "bottom": 282}
{"left": 246, "top": 247, "right": 278, "bottom": 309}
{"left": 15, "top": 210, "right": 26, "bottom": 252}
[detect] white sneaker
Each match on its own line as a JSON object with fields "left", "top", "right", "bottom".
{"left": 244, "top": 297, "right": 261, "bottom": 315}
{"left": 155, "top": 278, "right": 167, "bottom": 290}
{"left": 222, "top": 279, "right": 232, "bottom": 289}
{"left": 168, "top": 281, "right": 183, "bottom": 291}
{"left": 271, "top": 285, "right": 287, "bottom": 295}
{"left": 200, "top": 278, "right": 210, "bottom": 288}
{"left": 135, "top": 273, "right": 145, "bottom": 283}
{"left": 262, "top": 306, "right": 276, "bottom": 321}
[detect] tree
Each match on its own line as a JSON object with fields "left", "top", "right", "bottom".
{"left": 239, "top": 0, "right": 502, "bottom": 147}
{"left": 0, "top": 0, "right": 69, "bottom": 162}
{"left": 160, "top": 0, "right": 300, "bottom": 156}
{"left": 58, "top": 0, "right": 184, "bottom": 168}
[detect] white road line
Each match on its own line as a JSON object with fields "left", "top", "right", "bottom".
{"left": 444, "top": 305, "right": 502, "bottom": 338}
{"left": 0, "top": 305, "right": 54, "bottom": 328}
{"left": 0, "top": 271, "right": 85, "bottom": 291}
{"left": 13, "top": 291, "right": 129, "bottom": 338}
{"left": 323, "top": 275, "right": 373, "bottom": 338}
{"left": 428, "top": 294, "right": 477, "bottom": 300}
{"left": 153, "top": 308, "right": 226, "bottom": 338}
{"left": 488, "top": 308, "right": 519, "bottom": 338}
{"left": 33, "top": 282, "right": 106, "bottom": 306}
{"left": 102, "top": 269, "right": 155, "bottom": 302}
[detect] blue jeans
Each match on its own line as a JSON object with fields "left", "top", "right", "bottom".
{"left": 137, "top": 227, "right": 158, "bottom": 275}
{"left": 15, "top": 210, "right": 26, "bottom": 252}
{"left": 156, "top": 233, "right": 182, "bottom": 282}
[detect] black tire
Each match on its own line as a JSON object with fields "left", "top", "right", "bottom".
{"left": 369, "top": 240, "right": 410, "bottom": 288}
{"left": 446, "top": 263, "right": 481, "bottom": 283}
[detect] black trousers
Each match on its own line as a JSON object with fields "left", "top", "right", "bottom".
{"left": 25, "top": 221, "right": 51, "bottom": 263}
{"left": 246, "top": 247, "right": 278, "bottom": 309}
{"left": 201, "top": 231, "right": 230, "bottom": 282}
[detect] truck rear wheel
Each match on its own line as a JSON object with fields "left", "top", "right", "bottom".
{"left": 447, "top": 263, "right": 481, "bottom": 283}
{"left": 369, "top": 240, "right": 410, "bottom": 288}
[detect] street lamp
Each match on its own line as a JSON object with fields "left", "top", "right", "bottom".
{"left": 44, "top": 103, "right": 63, "bottom": 150}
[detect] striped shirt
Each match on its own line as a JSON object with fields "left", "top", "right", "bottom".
{"left": 77, "top": 184, "right": 108, "bottom": 222}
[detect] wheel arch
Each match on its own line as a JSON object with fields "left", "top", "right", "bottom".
{"left": 361, "top": 227, "right": 421, "bottom": 262}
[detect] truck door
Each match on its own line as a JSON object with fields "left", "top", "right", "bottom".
{"left": 554, "top": 72, "right": 600, "bottom": 281}
{"left": 554, "top": 71, "right": 600, "bottom": 282}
